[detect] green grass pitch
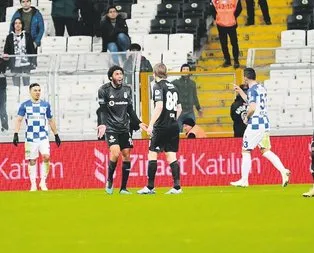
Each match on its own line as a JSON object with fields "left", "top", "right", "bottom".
{"left": 0, "top": 185, "right": 313, "bottom": 253}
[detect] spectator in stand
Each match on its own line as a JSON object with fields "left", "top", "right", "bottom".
{"left": 0, "top": 0, "right": 9, "bottom": 22}
{"left": 123, "top": 43, "right": 153, "bottom": 83}
{"left": 230, "top": 84, "right": 248, "bottom": 137}
{"left": 126, "top": 43, "right": 153, "bottom": 72}
{"left": 171, "top": 63, "right": 202, "bottom": 131}
{"left": 209, "top": 0, "right": 242, "bottom": 68}
{"left": 3, "top": 17, "right": 36, "bottom": 86}
{"left": 10, "top": 0, "right": 44, "bottom": 51}
{"left": 182, "top": 118, "right": 206, "bottom": 139}
{"left": 76, "top": 0, "right": 97, "bottom": 36}
{"left": 100, "top": 5, "right": 130, "bottom": 64}
{"left": 245, "top": 0, "right": 271, "bottom": 26}
{"left": 0, "top": 56, "right": 8, "bottom": 135}
{"left": 50, "top": 0, "right": 78, "bottom": 36}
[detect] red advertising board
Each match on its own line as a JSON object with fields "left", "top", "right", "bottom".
{"left": 0, "top": 136, "right": 312, "bottom": 191}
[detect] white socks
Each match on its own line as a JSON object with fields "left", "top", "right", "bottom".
{"left": 28, "top": 163, "right": 37, "bottom": 185}
{"left": 40, "top": 161, "right": 50, "bottom": 183}
{"left": 241, "top": 152, "right": 251, "bottom": 183}
{"left": 263, "top": 150, "right": 286, "bottom": 173}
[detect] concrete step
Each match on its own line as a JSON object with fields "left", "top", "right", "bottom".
{"left": 237, "top": 14, "right": 288, "bottom": 26}
{"left": 209, "top": 24, "right": 286, "bottom": 36}
{"left": 205, "top": 40, "right": 280, "bottom": 50}
{"left": 209, "top": 31, "right": 280, "bottom": 42}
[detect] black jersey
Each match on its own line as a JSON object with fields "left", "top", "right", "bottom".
{"left": 98, "top": 82, "right": 137, "bottom": 134}
{"left": 152, "top": 79, "right": 181, "bottom": 130}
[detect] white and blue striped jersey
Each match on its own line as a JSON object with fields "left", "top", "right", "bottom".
{"left": 247, "top": 83, "right": 269, "bottom": 130}
{"left": 17, "top": 100, "right": 53, "bottom": 142}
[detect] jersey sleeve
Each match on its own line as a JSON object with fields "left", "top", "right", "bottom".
{"left": 46, "top": 102, "right": 53, "bottom": 119}
{"left": 248, "top": 87, "right": 258, "bottom": 104}
{"left": 152, "top": 83, "right": 163, "bottom": 102}
{"left": 17, "top": 103, "right": 26, "bottom": 117}
{"left": 98, "top": 86, "right": 107, "bottom": 105}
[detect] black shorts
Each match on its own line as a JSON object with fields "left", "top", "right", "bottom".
{"left": 149, "top": 124, "right": 180, "bottom": 153}
{"left": 105, "top": 132, "right": 133, "bottom": 150}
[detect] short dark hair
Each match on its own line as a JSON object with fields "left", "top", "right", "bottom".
{"left": 106, "top": 5, "right": 117, "bottom": 13}
{"left": 180, "top": 63, "right": 191, "bottom": 71}
{"left": 107, "top": 65, "right": 124, "bottom": 80}
{"left": 29, "top": 83, "right": 40, "bottom": 90}
{"left": 20, "top": 0, "right": 31, "bottom": 3}
{"left": 129, "top": 43, "right": 141, "bottom": 51}
{"left": 11, "top": 17, "right": 25, "bottom": 32}
{"left": 243, "top": 68, "right": 256, "bottom": 80}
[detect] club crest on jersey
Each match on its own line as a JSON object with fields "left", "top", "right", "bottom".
{"left": 109, "top": 135, "right": 116, "bottom": 143}
{"left": 124, "top": 92, "right": 127, "bottom": 98}
{"left": 155, "top": 90, "right": 160, "bottom": 95}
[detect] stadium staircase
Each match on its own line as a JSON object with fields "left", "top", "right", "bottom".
{"left": 194, "top": 0, "right": 292, "bottom": 137}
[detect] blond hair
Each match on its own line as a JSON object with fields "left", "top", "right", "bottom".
{"left": 153, "top": 63, "right": 167, "bottom": 79}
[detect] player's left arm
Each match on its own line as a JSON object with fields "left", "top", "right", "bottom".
{"left": 176, "top": 103, "right": 182, "bottom": 120}
{"left": 47, "top": 103, "right": 61, "bottom": 146}
{"left": 148, "top": 101, "right": 163, "bottom": 134}
{"left": 246, "top": 103, "right": 256, "bottom": 119}
{"left": 126, "top": 87, "right": 148, "bottom": 131}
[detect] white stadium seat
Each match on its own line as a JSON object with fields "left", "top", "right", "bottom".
{"left": 143, "top": 34, "right": 168, "bottom": 51}
{"left": 281, "top": 30, "right": 306, "bottom": 47}
{"left": 169, "top": 33, "right": 194, "bottom": 55}
{"left": 67, "top": 36, "right": 92, "bottom": 53}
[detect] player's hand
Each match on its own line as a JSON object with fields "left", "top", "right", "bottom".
{"left": 147, "top": 125, "right": 153, "bottom": 136}
{"left": 55, "top": 134, "right": 61, "bottom": 147}
{"left": 243, "top": 116, "right": 248, "bottom": 125}
{"left": 2, "top": 54, "right": 9, "bottom": 60}
{"left": 139, "top": 122, "right": 148, "bottom": 132}
{"left": 97, "top": 125, "right": 106, "bottom": 139}
{"left": 197, "top": 109, "right": 203, "bottom": 117}
{"left": 233, "top": 84, "right": 241, "bottom": 93}
{"left": 13, "top": 133, "right": 19, "bottom": 146}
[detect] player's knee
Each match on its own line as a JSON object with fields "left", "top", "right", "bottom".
{"left": 148, "top": 151, "right": 157, "bottom": 161}
{"left": 242, "top": 149, "right": 251, "bottom": 154}
{"left": 29, "top": 159, "right": 36, "bottom": 166}
{"left": 42, "top": 155, "right": 50, "bottom": 162}
{"left": 165, "top": 152, "right": 176, "bottom": 164}
{"left": 260, "top": 148, "right": 270, "bottom": 155}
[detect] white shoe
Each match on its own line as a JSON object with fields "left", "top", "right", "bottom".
{"left": 165, "top": 188, "right": 183, "bottom": 194}
{"left": 105, "top": 181, "right": 113, "bottom": 195}
{"left": 39, "top": 181, "right": 48, "bottom": 191}
{"left": 30, "top": 184, "right": 37, "bottom": 192}
{"left": 230, "top": 179, "right": 249, "bottom": 187}
{"left": 137, "top": 186, "right": 155, "bottom": 194}
{"left": 281, "top": 169, "right": 291, "bottom": 187}
{"left": 303, "top": 186, "right": 314, "bottom": 197}
{"left": 119, "top": 189, "right": 132, "bottom": 194}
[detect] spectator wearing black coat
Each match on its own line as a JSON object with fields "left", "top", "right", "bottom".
{"left": 0, "top": 57, "right": 8, "bottom": 134}
{"left": 0, "top": 0, "right": 9, "bottom": 22}
{"left": 230, "top": 84, "right": 248, "bottom": 137}
{"left": 3, "top": 17, "right": 36, "bottom": 87}
{"left": 100, "top": 5, "right": 130, "bottom": 64}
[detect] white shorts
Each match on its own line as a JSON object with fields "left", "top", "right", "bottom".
{"left": 242, "top": 127, "right": 271, "bottom": 151}
{"left": 25, "top": 139, "right": 50, "bottom": 160}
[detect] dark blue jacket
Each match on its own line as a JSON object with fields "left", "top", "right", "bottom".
{"left": 10, "top": 7, "right": 44, "bottom": 46}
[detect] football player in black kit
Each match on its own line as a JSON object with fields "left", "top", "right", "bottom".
{"left": 137, "top": 63, "right": 183, "bottom": 194}
{"left": 97, "top": 65, "right": 147, "bottom": 195}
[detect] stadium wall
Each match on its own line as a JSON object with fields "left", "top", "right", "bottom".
{"left": 0, "top": 136, "right": 312, "bottom": 191}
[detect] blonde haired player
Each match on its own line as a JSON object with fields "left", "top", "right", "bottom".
{"left": 230, "top": 68, "right": 290, "bottom": 187}
{"left": 13, "top": 83, "right": 61, "bottom": 191}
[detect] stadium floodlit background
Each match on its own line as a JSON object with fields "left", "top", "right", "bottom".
{"left": 0, "top": 0, "right": 314, "bottom": 252}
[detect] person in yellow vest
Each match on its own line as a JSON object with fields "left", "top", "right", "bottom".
{"left": 182, "top": 118, "right": 206, "bottom": 139}
{"left": 209, "top": 0, "right": 242, "bottom": 68}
